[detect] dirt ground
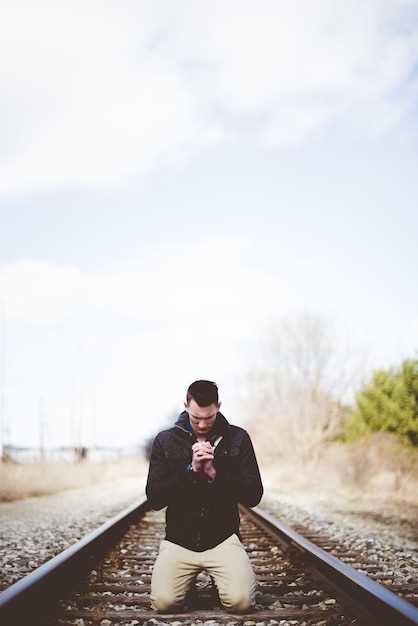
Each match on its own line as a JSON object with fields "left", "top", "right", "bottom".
{"left": 0, "top": 456, "right": 148, "bottom": 502}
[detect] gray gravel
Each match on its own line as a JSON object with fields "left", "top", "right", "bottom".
{"left": 0, "top": 476, "right": 145, "bottom": 591}
{"left": 259, "top": 488, "right": 418, "bottom": 588}
{"left": 1, "top": 474, "right": 417, "bottom": 607}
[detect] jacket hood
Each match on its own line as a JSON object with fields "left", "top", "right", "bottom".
{"left": 175, "top": 410, "right": 230, "bottom": 441}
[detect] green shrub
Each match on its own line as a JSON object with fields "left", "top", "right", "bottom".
{"left": 344, "top": 358, "right": 418, "bottom": 446}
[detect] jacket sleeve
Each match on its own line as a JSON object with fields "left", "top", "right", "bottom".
{"left": 211, "top": 430, "right": 263, "bottom": 507}
{"left": 145, "top": 433, "right": 206, "bottom": 510}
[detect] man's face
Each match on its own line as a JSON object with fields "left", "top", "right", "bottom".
{"left": 185, "top": 398, "right": 219, "bottom": 437}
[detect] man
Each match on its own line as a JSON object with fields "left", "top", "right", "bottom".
{"left": 145, "top": 379, "right": 264, "bottom": 613}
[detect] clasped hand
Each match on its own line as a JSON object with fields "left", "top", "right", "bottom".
{"left": 191, "top": 441, "right": 216, "bottom": 480}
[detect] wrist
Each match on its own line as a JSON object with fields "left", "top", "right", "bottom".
{"left": 187, "top": 462, "right": 202, "bottom": 473}
{"left": 205, "top": 467, "right": 216, "bottom": 481}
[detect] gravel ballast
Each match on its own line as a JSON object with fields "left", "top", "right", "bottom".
{"left": 1, "top": 475, "right": 417, "bottom": 605}
{"left": 0, "top": 476, "right": 145, "bottom": 592}
{"left": 258, "top": 486, "right": 418, "bottom": 595}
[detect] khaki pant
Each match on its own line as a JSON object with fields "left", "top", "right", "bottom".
{"left": 150, "top": 533, "right": 256, "bottom": 613}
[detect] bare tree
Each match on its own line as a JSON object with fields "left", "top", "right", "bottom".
{"left": 240, "top": 312, "right": 368, "bottom": 462}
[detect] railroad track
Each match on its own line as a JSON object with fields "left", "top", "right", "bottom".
{"left": 1, "top": 497, "right": 417, "bottom": 626}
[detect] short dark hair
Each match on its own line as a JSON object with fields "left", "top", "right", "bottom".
{"left": 186, "top": 380, "right": 219, "bottom": 407}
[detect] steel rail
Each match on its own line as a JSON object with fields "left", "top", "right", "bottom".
{"left": 0, "top": 496, "right": 149, "bottom": 624}
{"left": 1, "top": 496, "right": 417, "bottom": 626}
{"left": 243, "top": 504, "right": 418, "bottom": 626}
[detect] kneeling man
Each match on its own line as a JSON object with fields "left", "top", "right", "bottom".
{"left": 145, "top": 379, "right": 264, "bottom": 613}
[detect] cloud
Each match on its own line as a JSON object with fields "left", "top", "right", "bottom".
{"left": 1, "top": 0, "right": 418, "bottom": 194}
{"left": 1, "top": 236, "right": 416, "bottom": 446}
{"left": 0, "top": 237, "right": 296, "bottom": 445}
{"left": 0, "top": 2, "right": 223, "bottom": 195}
{"left": 0, "top": 238, "right": 291, "bottom": 327}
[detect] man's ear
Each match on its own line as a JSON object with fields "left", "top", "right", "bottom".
{"left": 218, "top": 402, "right": 222, "bottom": 409}
{"left": 184, "top": 401, "right": 188, "bottom": 410}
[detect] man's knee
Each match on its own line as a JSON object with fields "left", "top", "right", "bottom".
{"left": 151, "top": 590, "right": 183, "bottom": 613}
{"left": 222, "top": 589, "right": 254, "bottom": 613}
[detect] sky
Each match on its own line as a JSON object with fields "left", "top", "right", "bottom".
{"left": 1, "top": 1, "right": 418, "bottom": 449}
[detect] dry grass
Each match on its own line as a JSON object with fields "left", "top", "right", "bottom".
{"left": 2, "top": 433, "right": 417, "bottom": 506}
{"left": 0, "top": 456, "right": 148, "bottom": 502}
{"left": 257, "top": 432, "right": 418, "bottom": 504}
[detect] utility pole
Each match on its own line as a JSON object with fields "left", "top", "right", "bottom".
{"left": 91, "top": 392, "right": 97, "bottom": 452}
{"left": 70, "top": 363, "right": 78, "bottom": 460}
{"left": 70, "top": 342, "right": 84, "bottom": 461}
{"left": 39, "top": 395, "right": 46, "bottom": 460}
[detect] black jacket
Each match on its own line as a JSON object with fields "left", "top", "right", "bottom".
{"left": 145, "top": 411, "right": 263, "bottom": 551}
